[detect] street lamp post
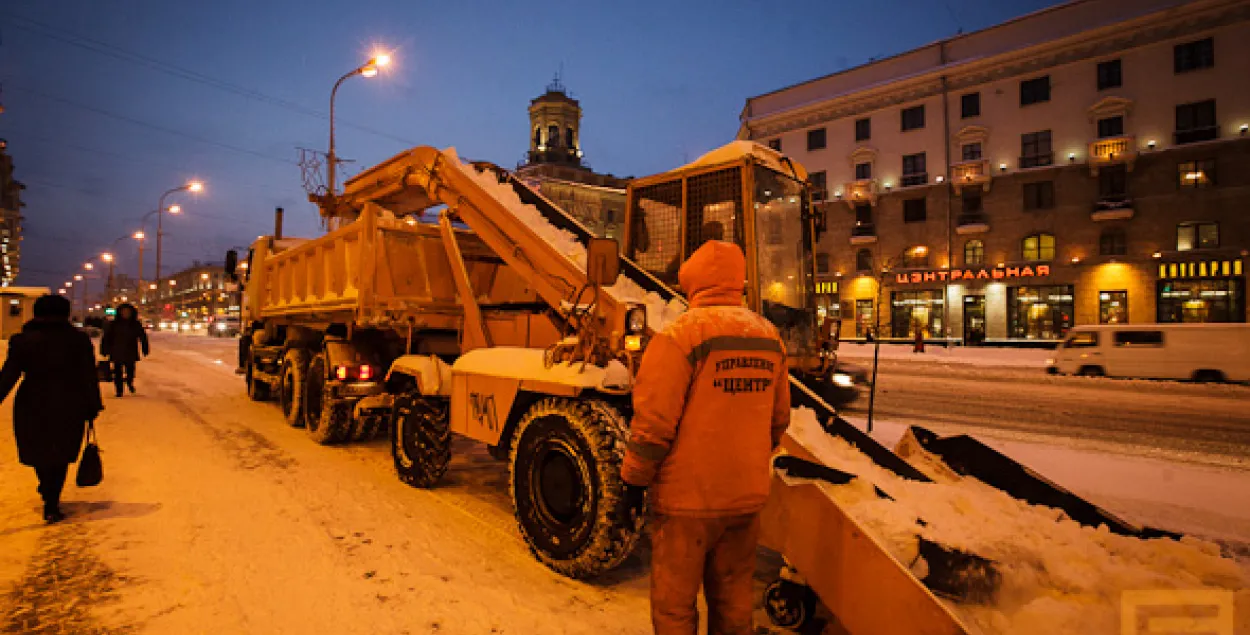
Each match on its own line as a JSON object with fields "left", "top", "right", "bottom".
{"left": 134, "top": 231, "right": 147, "bottom": 303}
{"left": 155, "top": 182, "right": 202, "bottom": 284}
{"left": 101, "top": 253, "right": 115, "bottom": 302}
{"left": 73, "top": 274, "right": 86, "bottom": 319}
{"left": 325, "top": 53, "right": 391, "bottom": 226}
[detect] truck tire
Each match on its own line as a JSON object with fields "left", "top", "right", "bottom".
{"left": 352, "top": 413, "right": 384, "bottom": 442}
{"left": 392, "top": 396, "right": 451, "bottom": 488}
{"left": 304, "top": 352, "right": 349, "bottom": 445}
{"left": 509, "top": 398, "right": 639, "bottom": 579}
{"left": 246, "top": 361, "right": 271, "bottom": 401}
{"left": 280, "top": 349, "right": 310, "bottom": 427}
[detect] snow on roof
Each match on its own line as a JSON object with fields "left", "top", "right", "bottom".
{"left": 680, "top": 140, "right": 807, "bottom": 182}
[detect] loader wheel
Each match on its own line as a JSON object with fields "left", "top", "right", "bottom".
{"left": 764, "top": 579, "right": 817, "bottom": 630}
{"left": 246, "top": 361, "right": 270, "bottom": 401}
{"left": 304, "top": 353, "right": 349, "bottom": 445}
{"left": 392, "top": 396, "right": 451, "bottom": 488}
{"left": 509, "top": 398, "right": 639, "bottom": 579}
{"left": 352, "top": 412, "right": 384, "bottom": 442}
{"left": 280, "top": 349, "right": 310, "bottom": 427}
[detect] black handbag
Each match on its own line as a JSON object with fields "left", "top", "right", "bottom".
{"left": 76, "top": 421, "right": 103, "bottom": 487}
{"left": 96, "top": 360, "right": 113, "bottom": 383}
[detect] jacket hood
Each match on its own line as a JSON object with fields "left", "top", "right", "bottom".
{"left": 678, "top": 240, "right": 745, "bottom": 308}
{"left": 115, "top": 303, "right": 139, "bottom": 320}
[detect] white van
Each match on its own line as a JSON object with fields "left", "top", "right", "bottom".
{"left": 1047, "top": 323, "right": 1250, "bottom": 382}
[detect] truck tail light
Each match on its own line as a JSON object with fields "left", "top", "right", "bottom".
{"left": 358, "top": 364, "right": 374, "bottom": 381}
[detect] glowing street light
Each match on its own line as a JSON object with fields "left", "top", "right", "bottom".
{"left": 101, "top": 253, "right": 114, "bottom": 263}
{"left": 74, "top": 274, "right": 83, "bottom": 281}
{"left": 325, "top": 50, "right": 394, "bottom": 224}
{"left": 155, "top": 181, "right": 205, "bottom": 281}
{"left": 83, "top": 262, "right": 94, "bottom": 271}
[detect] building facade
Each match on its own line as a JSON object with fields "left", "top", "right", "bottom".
{"left": 0, "top": 139, "right": 25, "bottom": 286}
{"left": 516, "top": 77, "right": 629, "bottom": 239}
{"left": 142, "top": 263, "right": 234, "bottom": 322}
{"left": 741, "top": 0, "right": 1250, "bottom": 343}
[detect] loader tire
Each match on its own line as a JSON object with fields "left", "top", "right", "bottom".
{"left": 246, "top": 361, "right": 270, "bottom": 401}
{"left": 764, "top": 579, "right": 817, "bottom": 630}
{"left": 304, "top": 353, "right": 349, "bottom": 445}
{"left": 280, "top": 349, "right": 310, "bottom": 427}
{"left": 392, "top": 396, "right": 451, "bottom": 488}
{"left": 353, "top": 412, "right": 384, "bottom": 442}
{"left": 509, "top": 398, "right": 638, "bottom": 579}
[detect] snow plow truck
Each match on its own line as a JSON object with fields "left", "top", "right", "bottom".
{"left": 228, "top": 141, "right": 1189, "bottom": 634}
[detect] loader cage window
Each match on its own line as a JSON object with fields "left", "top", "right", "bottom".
{"left": 628, "top": 180, "right": 683, "bottom": 284}
{"left": 685, "top": 167, "right": 745, "bottom": 256}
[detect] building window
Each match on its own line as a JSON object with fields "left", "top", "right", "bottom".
{"left": 809, "top": 170, "right": 827, "bottom": 201}
{"left": 807, "top": 128, "right": 827, "bottom": 151}
{"left": 1175, "top": 100, "right": 1217, "bottom": 144}
{"left": 1099, "top": 291, "right": 1129, "bottom": 324}
{"left": 961, "top": 143, "right": 982, "bottom": 161}
{"left": 964, "top": 240, "right": 984, "bottom": 266}
{"left": 902, "top": 246, "right": 929, "bottom": 269}
{"left": 855, "top": 248, "right": 874, "bottom": 273}
{"left": 901, "top": 153, "right": 927, "bottom": 186}
{"left": 1020, "top": 76, "right": 1051, "bottom": 106}
{"left": 567, "top": 127, "right": 575, "bottom": 149}
{"left": 1022, "top": 233, "right": 1056, "bottom": 261}
{"left": 854, "top": 204, "right": 873, "bottom": 229}
{"left": 1099, "top": 229, "right": 1127, "bottom": 256}
{"left": 961, "top": 190, "right": 983, "bottom": 215}
{"left": 815, "top": 253, "right": 831, "bottom": 274}
{"left": 1097, "top": 59, "right": 1122, "bottom": 90}
{"left": 854, "top": 162, "right": 872, "bottom": 181}
{"left": 1174, "top": 37, "right": 1214, "bottom": 73}
{"left": 901, "top": 105, "right": 925, "bottom": 131}
{"left": 1099, "top": 165, "right": 1128, "bottom": 200}
{"left": 1008, "top": 285, "right": 1074, "bottom": 340}
{"left": 548, "top": 125, "right": 560, "bottom": 148}
{"left": 533, "top": 128, "right": 542, "bottom": 147}
{"left": 1177, "top": 222, "right": 1219, "bottom": 251}
{"left": 767, "top": 138, "right": 782, "bottom": 151}
{"left": 961, "top": 92, "right": 980, "bottom": 118}
{"left": 1178, "top": 159, "right": 1216, "bottom": 188}
{"left": 1097, "top": 116, "right": 1124, "bottom": 139}
{"left": 891, "top": 290, "right": 944, "bottom": 339}
{"left": 1158, "top": 279, "right": 1245, "bottom": 323}
{"left": 855, "top": 118, "right": 871, "bottom": 142}
{"left": 1023, "top": 181, "right": 1055, "bottom": 211}
{"left": 1020, "top": 130, "right": 1053, "bottom": 168}
{"left": 855, "top": 299, "right": 875, "bottom": 338}
{"left": 903, "top": 198, "right": 926, "bottom": 223}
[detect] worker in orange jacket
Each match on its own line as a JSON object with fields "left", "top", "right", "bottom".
{"left": 619, "top": 240, "right": 791, "bottom": 635}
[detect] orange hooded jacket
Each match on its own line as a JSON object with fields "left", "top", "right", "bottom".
{"left": 621, "top": 241, "right": 791, "bottom": 517}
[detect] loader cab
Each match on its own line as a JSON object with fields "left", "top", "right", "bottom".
{"left": 624, "top": 142, "right": 823, "bottom": 367}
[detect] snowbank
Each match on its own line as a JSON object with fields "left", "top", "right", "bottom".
{"left": 785, "top": 408, "right": 1250, "bottom": 635}
{"left": 679, "top": 140, "right": 807, "bottom": 182}
{"left": 443, "top": 149, "right": 686, "bottom": 332}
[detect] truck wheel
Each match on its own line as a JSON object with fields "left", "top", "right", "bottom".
{"left": 763, "top": 579, "right": 817, "bottom": 629}
{"left": 280, "top": 349, "right": 310, "bottom": 427}
{"left": 246, "top": 361, "right": 270, "bottom": 401}
{"left": 304, "top": 353, "right": 349, "bottom": 445}
{"left": 392, "top": 396, "right": 451, "bottom": 488}
{"left": 509, "top": 398, "right": 638, "bottom": 579}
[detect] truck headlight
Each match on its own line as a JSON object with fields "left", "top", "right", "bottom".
{"left": 626, "top": 305, "right": 647, "bottom": 334}
{"left": 832, "top": 373, "right": 854, "bottom": 388}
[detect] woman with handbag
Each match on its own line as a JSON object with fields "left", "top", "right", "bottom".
{"left": 100, "top": 303, "right": 149, "bottom": 397}
{"left": 0, "top": 294, "right": 104, "bottom": 523}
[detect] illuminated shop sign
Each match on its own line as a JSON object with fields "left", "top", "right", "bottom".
{"left": 895, "top": 265, "right": 1051, "bottom": 284}
{"left": 1158, "top": 259, "right": 1243, "bottom": 280}
{"left": 815, "top": 281, "right": 839, "bottom": 295}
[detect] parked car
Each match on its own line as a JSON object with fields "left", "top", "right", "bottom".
{"left": 1046, "top": 323, "right": 1250, "bottom": 382}
{"left": 211, "top": 317, "right": 241, "bottom": 337}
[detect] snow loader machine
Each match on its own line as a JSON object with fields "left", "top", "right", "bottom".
{"left": 228, "top": 141, "right": 1175, "bottom": 634}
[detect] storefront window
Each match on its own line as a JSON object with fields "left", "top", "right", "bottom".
{"left": 1099, "top": 290, "right": 1128, "bottom": 324}
{"left": 1008, "top": 285, "right": 1074, "bottom": 339}
{"left": 1158, "top": 279, "right": 1245, "bottom": 323}
{"left": 890, "top": 290, "right": 944, "bottom": 338}
{"left": 855, "top": 299, "right": 874, "bottom": 338}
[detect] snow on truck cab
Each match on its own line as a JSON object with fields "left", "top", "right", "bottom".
{"left": 1048, "top": 322, "right": 1250, "bottom": 382}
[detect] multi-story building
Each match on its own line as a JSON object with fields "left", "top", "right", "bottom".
{"left": 0, "top": 139, "right": 25, "bottom": 286}
{"left": 144, "top": 262, "right": 234, "bottom": 322}
{"left": 741, "top": 0, "right": 1249, "bottom": 343}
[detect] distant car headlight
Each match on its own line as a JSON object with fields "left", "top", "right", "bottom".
{"left": 216, "top": 322, "right": 228, "bottom": 331}
{"left": 832, "top": 373, "right": 855, "bottom": 388}
{"left": 626, "top": 305, "right": 647, "bottom": 334}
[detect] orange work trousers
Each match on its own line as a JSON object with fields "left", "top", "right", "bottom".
{"left": 649, "top": 513, "right": 760, "bottom": 635}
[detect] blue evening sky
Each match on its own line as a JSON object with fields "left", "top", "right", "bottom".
{"left": 0, "top": 0, "right": 1054, "bottom": 288}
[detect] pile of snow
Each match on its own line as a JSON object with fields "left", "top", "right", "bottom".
{"left": 443, "top": 148, "right": 686, "bottom": 332}
{"left": 784, "top": 408, "right": 1250, "bottom": 635}
{"left": 679, "top": 140, "right": 807, "bottom": 182}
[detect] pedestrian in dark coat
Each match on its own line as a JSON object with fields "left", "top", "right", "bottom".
{"left": 100, "top": 303, "right": 149, "bottom": 397}
{"left": 0, "top": 294, "right": 104, "bottom": 523}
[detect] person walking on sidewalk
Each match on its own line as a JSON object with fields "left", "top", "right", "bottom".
{"left": 101, "top": 302, "right": 149, "bottom": 397}
{"left": 618, "top": 240, "right": 791, "bottom": 635}
{"left": 0, "top": 294, "right": 104, "bottom": 523}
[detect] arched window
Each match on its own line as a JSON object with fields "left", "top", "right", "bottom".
{"left": 1022, "top": 233, "right": 1056, "bottom": 261}
{"left": 1099, "top": 229, "right": 1127, "bottom": 256}
{"left": 566, "top": 127, "right": 576, "bottom": 149}
{"left": 533, "top": 127, "right": 542, "bottom": 148}
{"left": 547, "top": 125, "right": 561, "bottom": 149}
{"left": 964, "top": 239, "right": 984, "bottom": 266}
{"left": 902, "top": 246, "right": 929, "bottom": 268}
{"left": 856, "top": 249, "right": 873, "bottom": 272}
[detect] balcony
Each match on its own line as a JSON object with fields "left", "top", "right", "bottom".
{"left": 956, "top": 213, "right": 990, "bottom": 235}
{"left": 842, "top": 179, "right": 879, "bottom": 206}
{"left": 1088, "top": 135, "right": 1137, "bottom": 174}
{"left": 1091, "top": 196, "right": 1134, "bottom": 221}
{"left": 951, "top": 159, "right": 991, "bottom": 193}
{"left": 1174, "top": 126, "right": 1219, "bottom": 145}
{"left": 850, "top": 222, "right": 878, "bottom": 244}
{"left": 900, "top": 172, "right": 928, "bottom": 187}
{"left": 1019, "top": 152, "right": 1054, "bottom": 169}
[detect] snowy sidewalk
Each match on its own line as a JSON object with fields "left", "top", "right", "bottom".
{"left": 835, "top": 342, "right": 1051, "bottom": 368}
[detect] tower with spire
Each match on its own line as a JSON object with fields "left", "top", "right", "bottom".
{"left": 526, "top": 73, "right": 584, "bottom": 168}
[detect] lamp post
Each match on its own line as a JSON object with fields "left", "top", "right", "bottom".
{"left": 325, "top": 52, "right": 391, "bottom": 226}
{"left": 133, "top": 230, "right": 147, "bottom": 303}
{"left": 73, "top": 274, "right": 86, "bottom": 319}
{"left": 101, "top": 253, "right": 115, "bottom": 302}
{"left": 865, "top": 245, "right": 929, "bottom": 434}
{"left": 155, "top": 183, "right": 202, "bottom": 284}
